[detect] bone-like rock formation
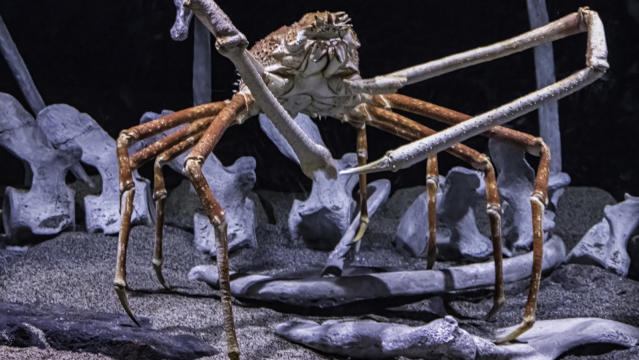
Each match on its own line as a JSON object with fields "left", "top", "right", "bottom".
{"left": 567, "top": 194, "right": 639, "bottom": 277}
{"left": 37, "top": 104, "right": 155, "bottom": 234}
{"left": 0, "top": 302, "right": 217, "bottom": 360}
{"left": 0, "top": 14, "right": 45, "bottom": 114}
{"left": 276, "top": 316, "right": 639, "bottom": 359}
{"left": 396, "top": 167, "right": 493, "bottom": 261}
{"left": 0, "top": 93, "right": 78, "bottom": 241}
{"left": 139, "top": 111, "right": 258, "bottom": 255}
{"left": 189, "top": 236, "right": 565, "bottom": 311}
{"left": 322, "top": 179, "right": 391, "bottom": 276}
{"left": 290, "top": 153, "right": 359, "bottom": 250}
{"left": 489, "top": 138, "right": 556, "bottom": 252}
{"left": 260, "top": 113, "right": 362, "bottom": 250}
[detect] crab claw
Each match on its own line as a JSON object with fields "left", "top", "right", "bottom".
{"left": 115, "top": 284, "right": 140, "bottom": 327}
{"left": 340, "top": 154, "right": 394, "bottom": 175}
{"left": 351, "top": 216, "right": 369, "bottom": 244}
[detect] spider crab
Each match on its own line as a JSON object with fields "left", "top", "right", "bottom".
{"left": 115, "top": 1, "right": 607, "bottom": 358}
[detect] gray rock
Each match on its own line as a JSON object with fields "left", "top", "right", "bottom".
{"left": 547, "top": 171, "right": 571, "bottom": 209}
{"left": 276, "top": 316, "right": 478, "bottom": 359}
{"left": 0, "top": 302, "right": 217, "bottom": 359}
{"left": 0, "top": 15, "right": 91, "bottom": 190}
{"left": 259, "top": 113, "right": 326, "bottom": 165}
{"left": 189, "top": 236, "right": 565, "bottom": 311}
{"left": 396, "top": 167, "right": 492, "bottom": 261}
{"left": 489, "top": 138, "right": 555, "bottom": 252}
{"left": 554, "top": 187, "right": 616, "bottom": 251}
{"left": 276, "top": 316, "right": 639, "bottom": 360}
{"left": 289, "top": 153, "right": 359, "bottom": 250}
{"left": 260, "top": 113, "right": 362, "bottom": 250}
{"left": 567, "top": 194, "right": 639, "bottom": 277}
{"left": 0, "top": 93, "right": 78, "bottom": 242}
{"left": 139, "top": 111, "right": 258, "bottom": 255}
{"left": 630, "top": 235, "right": 639, "bottom": 279}
{"left": 37, "top": 104, "right": 155, "bottom": 234}
{"left": 323, "top": 179, "right": 391, "bottom": 275}
{"left": 395, "top": 137, "right": 566, "bottom": 262}
{"left": 164, "top": 179, "right": 201, "bottom": 230}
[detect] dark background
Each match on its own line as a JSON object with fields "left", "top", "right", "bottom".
{"left": 1, "top": 1, "right": 637, "bottom": 199}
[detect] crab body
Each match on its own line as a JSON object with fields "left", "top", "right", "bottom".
{"left": 246, "top": 11, "right": 364, "bottom": 118}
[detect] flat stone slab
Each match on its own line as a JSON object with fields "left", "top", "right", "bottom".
{"left": 189, "top": 236, "right": 565, "bottom": 312}
{"left": 276, "top": 316, "right": 639, "bottom": 360}
{"left": 0, "top": 302, "right": 217, "bottom": 360}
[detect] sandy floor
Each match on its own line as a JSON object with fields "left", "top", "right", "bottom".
{"left": 0, "top": 186, "right": 638, "bottom": 359}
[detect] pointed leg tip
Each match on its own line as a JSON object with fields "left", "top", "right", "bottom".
{"left": 114, "top": 284, "right": 140, "bottom": 327}
{"left": 494, "top": 319, "right": 534, "bottom": 345}
{"left": 153, "top": 263, "right": 171, "bottom": 291}
{"left": 485, "top": 298, "right": 505, "bottom": 321}
{"left": 352, "top": 221, "right": 368, "bottom": 244}
{"left": 426, "top": 256, "right": 436, "bottom": 270}
{"left": 228, "top": 350, "right": 240, "bottom": 360}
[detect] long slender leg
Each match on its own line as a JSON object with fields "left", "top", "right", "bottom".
{"left": 484, "top": 160, "right": 505, "bottom": 318}
{"left": 496, "top": 142, "right": 549, "bottom": 343}
{"left": 184, "top": 93, "right": 252, "bottom": 360}
{"left": 353, "top": 124, "right": 369, "bottom": 244}
{"left": 425, "top": 155, "right": 438, "bottom": 269}
{"left": 345, "top": 8, "right": 606, "bottom": 94}
{"left": 376, "top": 94, "right": 555, "bottom": 335}
{"left": 115, "top": 187, "right": 138, "bottom": 325}
{"left": 361, "top": 105, "right": 505, "bottom": 314}
{"left": 114, "top": 101, "right": 225, "bottom": 325}
{"left": 152, "top": 132, "right": 205, "bottom": 290}
{"left": 342, "top": 8, "right": 606, "bottom": 175}
{"left": 129, "top": 109, "right": 222, "bottom": 169}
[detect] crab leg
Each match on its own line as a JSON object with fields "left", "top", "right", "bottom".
{"left": 374, "top": 94, "right": 554, "bottom": 334}
{"left": 128, "top": 109, "right": 223, "bottom": 170}
{"left": 152, "top": 132, "right": 206, "bottom": 290}
{"left": 183, "top": 93, "right": 253, "bottom": 360}
{"left": 120, "top": 107, "right": 223, "bottom": 293}
{"left": 353, "top": 125, "right": 369, "bottom": 243}
{"left": 360, "top": 105, "right": 505, "bottom": 314}
{"left": 425, "top": 155, "right": 438, "bottom": 270}
{"left": 347, "top": 8, "right": 605, "bottom": 97}
{"left": 342, "top": 7, "right": 606, "bottom": 176}
{"left": 183, "top": 0, "right": 336, "bottom": 179}
{"left": 115, "top": 101, "right": 225, "bottom": 326}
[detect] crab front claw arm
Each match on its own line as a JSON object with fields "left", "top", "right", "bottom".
{"left": 182, "top": 0, "right": 337, "bottom": 179}
{"left": 343, "top": 8, "right": 607, "bottom": 177}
